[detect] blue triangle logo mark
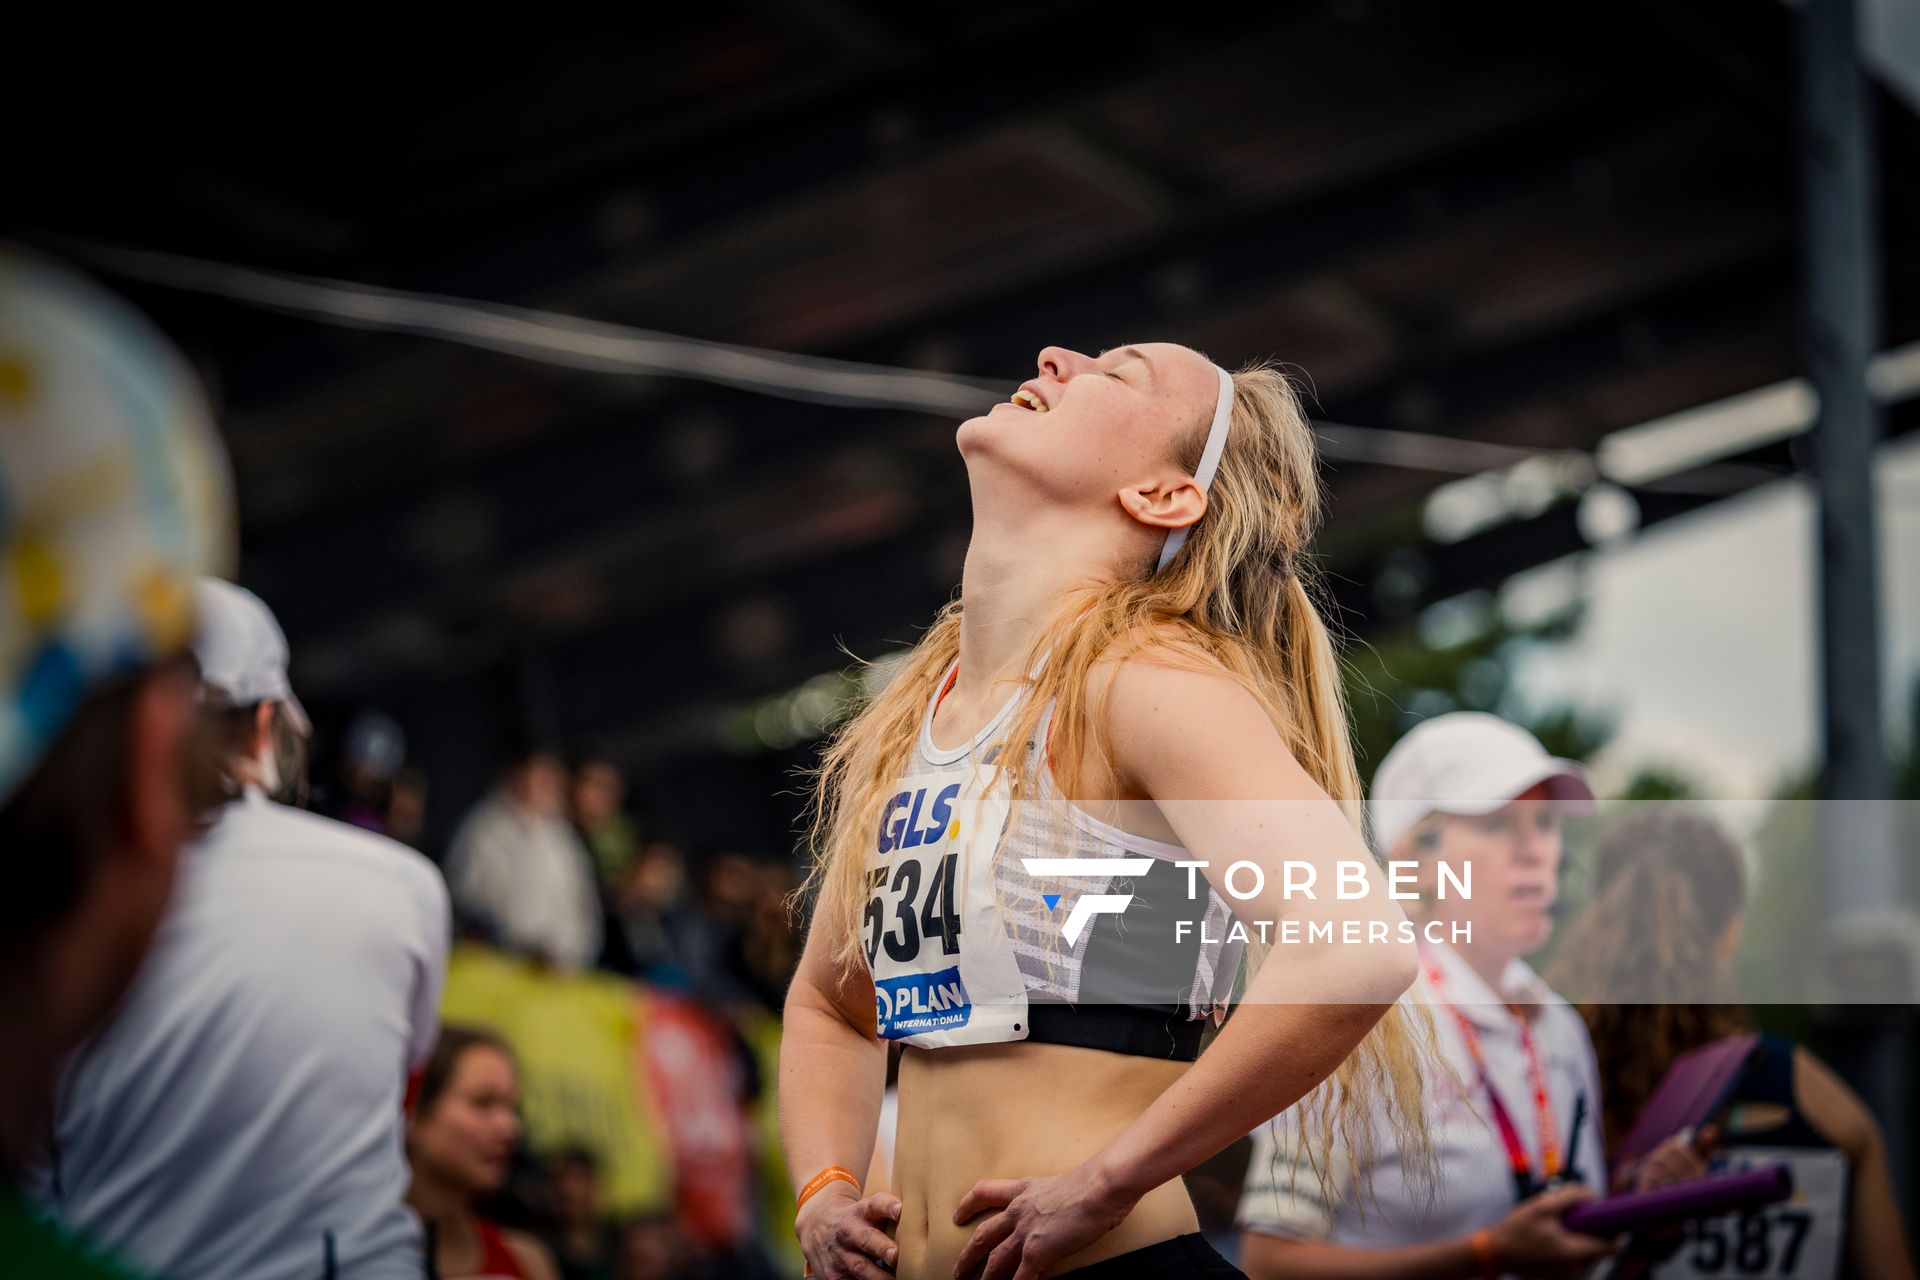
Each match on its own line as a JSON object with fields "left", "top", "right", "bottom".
{"left": 1042, "top": 894, "right": 1061, "bottom": 911}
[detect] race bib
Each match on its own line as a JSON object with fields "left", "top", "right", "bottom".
{"left": 864, "top": 756, "right": 1030, "bottom": 1047}
{"left": 1656, "top": 1147, "right": 1847, "bottom": 1280}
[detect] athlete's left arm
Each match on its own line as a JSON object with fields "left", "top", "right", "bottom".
{"left": 951, "top": 656, "right": 1417, "bottom": 1280}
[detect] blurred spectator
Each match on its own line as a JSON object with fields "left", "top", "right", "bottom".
{"left": 606, "top": 835, "right": 690, "bottom": 982}
{"left": 738, "top": 859, "right": 802, "bottom": 1009}
{"left": 36, "top": 579, "right": 450, "bottom": 1280}
{"left": 1550, "top": 808, "right": 1915, "bottom": 1279}
{"left": 545, "top": 1149, "right": 618, "bottom": 1280}
{"left": 696, "top": 848, "right": 760, "bottom": 927}
{"left": 571, "top": 754, "right": 637, "bottom": 885}
{"left": 407, "top": 1026, "right": 561, "bottom": 1280}
{"left": 333, "top": 710, "right": 408, "bottom": 833}
{"left": 669, "top": 849, "right": 804, "bottom": 1010}
{"left": 612, "top": 1216, "right": 684, "bottom": 1280}
{"left": 570, "top": 755, "right": 644, "bottom": 977}
{"left": 673, "top": 847, "right": 760, "bottom": 1002}
{"left": 0, "top": 248, "right": 234, "bottom": 1276}
{"left": 387, "top": 763, "right": 430, "bottom": 849}
{"left": 314, "top": 710, "right": 429, "bottom": 847}
{"left": 448, "top": 747, "right": 602, "bottom": 971}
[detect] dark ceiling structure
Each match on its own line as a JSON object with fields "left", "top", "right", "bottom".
{"left": 12, "top": 0, "right": 1919, "bottom": 846}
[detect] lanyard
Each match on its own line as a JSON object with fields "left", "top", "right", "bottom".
{"left": 1421, "top": 948, "right": 1562, "bottom": 1200}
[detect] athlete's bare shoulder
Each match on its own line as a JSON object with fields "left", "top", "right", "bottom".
{"left": 1087, "top": 634, "right": 1312, "bottom": 802}
{"left": 1084, "top": 627, "right": 1236, "bottom": 708}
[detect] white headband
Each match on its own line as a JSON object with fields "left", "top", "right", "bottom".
{"left": 1156, "top": 363, "right": 1235, "bottom": 572}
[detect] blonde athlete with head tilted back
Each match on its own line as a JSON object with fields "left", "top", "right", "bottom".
{"left": 778, "top": 344, "right": 1436, "bottom": 1280}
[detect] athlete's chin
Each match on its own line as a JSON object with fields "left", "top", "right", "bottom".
{"left": 956, "top": 400, "right": 1044, "bottom": 452}
{"left": 954, "top": 413, "right": 993, "bottom": 454}
{"left": 954, "top": 417, "right": 1033, "bottom": 473}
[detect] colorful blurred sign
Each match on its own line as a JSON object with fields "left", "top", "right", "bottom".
{"left": 636, "top": 989, "right": 755, "bottom": 1251}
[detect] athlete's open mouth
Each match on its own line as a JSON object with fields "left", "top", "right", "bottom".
{"left": 1010, "top": 384, "right": 1050, "bottom": 413}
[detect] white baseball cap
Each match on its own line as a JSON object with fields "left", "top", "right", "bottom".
{"left": 1368, "top": 711, "right": 1597, "bottom": 854}
{"left": 192, "top": 578, "right": 311, "bottom": 736}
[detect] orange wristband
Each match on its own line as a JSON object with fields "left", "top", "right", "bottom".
{"left": 796, "top": 1164, "right": 862, "bottom": 1213}
{"left": 1468, "top": 1228, "right": 1500, "bottom": 1278}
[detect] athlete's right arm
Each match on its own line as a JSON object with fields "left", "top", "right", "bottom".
{"left": 780, "top": 894, "right": 901, "bottom": 1280}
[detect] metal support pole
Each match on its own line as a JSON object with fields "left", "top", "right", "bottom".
{"left": 1795, "top": 0, "right": 1912, "bottom": 1227}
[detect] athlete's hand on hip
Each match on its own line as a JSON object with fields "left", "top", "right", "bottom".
{"left": 1487, "top": 1185, "right": 1618, "bottom": 1279}
{"left": 950, "top": 1161, "right": 1135, "bottom": 1280}
{"left": 797, "top": 1181, "right": 901, "bottom": 1280}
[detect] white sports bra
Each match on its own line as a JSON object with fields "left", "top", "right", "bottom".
{"left": 860, "top": 663, "right": 1242, "bottom": 1061}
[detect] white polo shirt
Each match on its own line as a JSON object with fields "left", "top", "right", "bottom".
{"left": 34, "top": 789, "right": 450, "bottom": 1280}
{"left": 446, "top": 791, "right": 601, "bottom": 972}
{"left": 1237, "top": 940, "right": 1606, "bottom": 1248}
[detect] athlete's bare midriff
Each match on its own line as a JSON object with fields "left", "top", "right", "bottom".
{"left": 889, "top": 1039, "right": 1197, "bottom": 1280}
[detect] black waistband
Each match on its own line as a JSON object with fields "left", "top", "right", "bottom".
{"left": 1023, "top": 1002, "right": 1206, "bottom": 1062}
{"left": 1053, "top": 1232, "right": 1247, "bottom": 1278}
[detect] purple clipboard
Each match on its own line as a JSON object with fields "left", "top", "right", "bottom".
{"left": 1562, "top": 1166, "right": 1794, "bottom": 1236}
{"left": 1616, "top": 1033, "right": 1761, "bottom": 1166}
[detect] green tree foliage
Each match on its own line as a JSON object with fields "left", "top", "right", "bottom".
{"left": 1340, "top": 592, "right": 1610, "bottom": 790}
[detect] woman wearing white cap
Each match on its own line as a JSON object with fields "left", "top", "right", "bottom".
{"left": 34, "top": 579, "right": 451, "bottom": 1280}
{"left": 1238, "top": 711, "right": 1635, "bottom": 1280}
{"left": 780, "top": 344, "right": 1435, "bottom": 1280}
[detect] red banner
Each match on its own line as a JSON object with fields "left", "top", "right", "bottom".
{"left": 636, "top": 990, "right": 755, "bottom": 1252}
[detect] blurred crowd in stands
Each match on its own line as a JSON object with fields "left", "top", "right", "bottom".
{"left": 312, "top": 725, "right": 805, "bottom": 1280}
{"left": 316, "top": 719, "right": 800, "bottom": 1001}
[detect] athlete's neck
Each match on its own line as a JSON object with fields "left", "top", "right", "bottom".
{"left": 954, "top": 517, "right": 1115, "bottom": 714}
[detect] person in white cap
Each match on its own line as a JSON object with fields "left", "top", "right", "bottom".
{"left": 1238, "top": 711, "right": 1623, "bottom": 1280}
{"left": 33, "top": 577, "right": 451, "bottom": 1280}
{"left": 193, "top": 577, "right": 315, "bottom": 803}
{"left": 0, "top": 248, "right": 235, "bottom": 1279}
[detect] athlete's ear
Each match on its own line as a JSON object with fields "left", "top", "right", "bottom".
{"left": 1117, "top": 475, "right": 1207, "bottom": 534}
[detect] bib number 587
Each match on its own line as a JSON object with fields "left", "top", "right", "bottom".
{"left": 1686, "top": 1209, "right": 1814, "bottom": 1275}
{"left": 865, "top": 854, "right": 962, "bottom": 966}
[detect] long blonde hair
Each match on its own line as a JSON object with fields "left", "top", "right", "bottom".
{"left": 803, "top": 361, "right": 1434, "bottom": 1204}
